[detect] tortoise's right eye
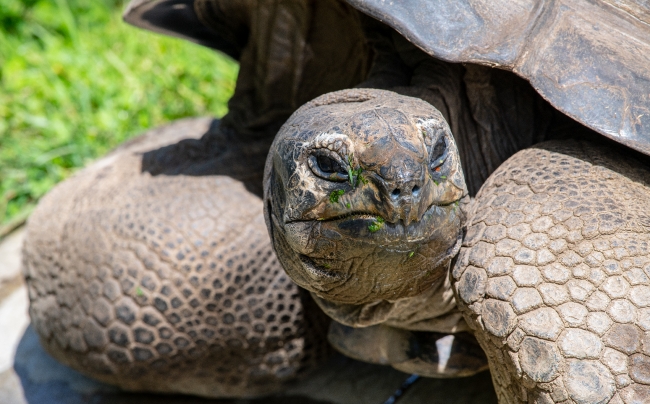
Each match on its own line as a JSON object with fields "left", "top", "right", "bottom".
{"left": 308, "top": 150, "right": 348, "bottom": 181}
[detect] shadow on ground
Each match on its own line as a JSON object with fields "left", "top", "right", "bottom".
{"left": 13, "top": 326, "right": 497, "bottom": 404}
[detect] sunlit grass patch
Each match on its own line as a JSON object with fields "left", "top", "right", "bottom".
{"left": 0, "top": 0, "right": 238, "bottom": 228}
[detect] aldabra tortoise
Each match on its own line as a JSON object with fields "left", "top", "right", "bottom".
{"left": 23, "top": 0, "right": 650, "bottom": 403}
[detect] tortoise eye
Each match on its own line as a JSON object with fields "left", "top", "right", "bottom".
{"left": 317, "top": 154, "right": 345, "bottom": 174}
{"left": 430, "top": 136, "right": 448, "bottom": 171}
{"left": 308, "top": 150, "right": 348, "bottom": 181}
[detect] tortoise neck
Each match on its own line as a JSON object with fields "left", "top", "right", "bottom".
{"left": 217, "top": 0, "right": 372, "bottom": 140}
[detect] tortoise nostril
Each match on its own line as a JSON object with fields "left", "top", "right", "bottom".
{"left": 391, "top": 185, "right": 421, "bottom": 199}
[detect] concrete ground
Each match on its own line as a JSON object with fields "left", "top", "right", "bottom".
{"left": 0, "top": 228, "right": 497, "bottom": 404}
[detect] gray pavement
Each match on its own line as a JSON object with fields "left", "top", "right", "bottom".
{"left": 0, "top": 228, "right": 497, "bottom": 404}
{"left": 0, "top": 228, "right": 28, "bottom": 404}
{"left": 0, "top": 229, "right": 24, "bottom": 284}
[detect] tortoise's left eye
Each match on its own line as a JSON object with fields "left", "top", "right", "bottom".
{"left": 430, "top": 136, "right": 448, "bottom": 171}
{"left": 317, "top": 154, "right": 345, "bottom": 174}
{"left": 308, "top": 150, "right": 348, "bottom": 181}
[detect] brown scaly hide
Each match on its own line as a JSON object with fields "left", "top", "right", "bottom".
{"left": 23, "top": 118, "right": 331, "bottom": 397}
{"left": 454, "top": 140, "right": 650, "bottom": 403}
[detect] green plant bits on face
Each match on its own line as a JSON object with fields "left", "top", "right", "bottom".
{"left": 359, "top": 174, "right": 369, "bottom": 185}
{"left": 346, "top": 203, "right": 351, "bottom": 208}
{"left": 329, "top": 189, "right": 345, "bottom": 203}
{"left": 346, "top": 154, "right": 367, "bottom": 187}
{"left": 368, "top": 216, "right": 385, "bottom": 233}
{"left": 408, "top": 251, "right": 415, "bottom": 258}
{"left": 348, "top": 166, "right": 364, "bottom": 186}
{"left": 347, "top": 154, "right": 355, "bottom": 185}
{"left": 136, "top": 287, "right": 144, "bottom": 296}
{"left": 368, "top": 222, "right": 381, "bottom": 233}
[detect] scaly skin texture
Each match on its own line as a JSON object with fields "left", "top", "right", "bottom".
{"left": 22, "top": 118, "right": 331, "bottom": 398}
{"left": 454, "top": 140, "right": 650, "bottom": 403}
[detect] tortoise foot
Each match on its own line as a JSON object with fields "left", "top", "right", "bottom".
{"left": 328, "top": 322, "right": 488, "bottom": 378}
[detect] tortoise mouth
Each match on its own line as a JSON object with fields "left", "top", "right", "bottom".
{"left": 287, "top": 201, "right": 461, "bottom": 282}
{"left": 298, "top": 254, "right": 346, "bottom": 280}
{"left": 309, "top": 201, "right": 459, "bottom": 245}
{"left": 271, "top": 193, "right": 463, "bottom": 304}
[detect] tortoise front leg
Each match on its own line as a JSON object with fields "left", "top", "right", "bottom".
{"left": 454, "top": 139, "right": 650, "bottom": 403}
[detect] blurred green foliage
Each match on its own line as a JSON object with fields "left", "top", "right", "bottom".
{"left": 0, "top": 0, "right": 238, "bottom": 227}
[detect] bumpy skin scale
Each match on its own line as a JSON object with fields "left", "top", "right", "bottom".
{"left": 454, "top": 140, "right": 650, "bottom": 403}
{"left": 22, "top": 118, "right": 330, "bottom": 397}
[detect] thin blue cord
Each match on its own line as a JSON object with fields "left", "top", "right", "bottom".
{"left": 383, "top": 374, "right": 421, "bottom": 404}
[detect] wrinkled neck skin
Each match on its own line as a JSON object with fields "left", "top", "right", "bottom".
{"left": 264, "top": 89, "right": 470, "bottom": 332}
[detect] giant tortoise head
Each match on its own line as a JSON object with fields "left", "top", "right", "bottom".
{"left": 263, "top": 89, "right": 466, "bottom": 305}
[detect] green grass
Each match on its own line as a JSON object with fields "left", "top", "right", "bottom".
{"left": 0, "top": 0, "right": 238, "bottom": 228}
